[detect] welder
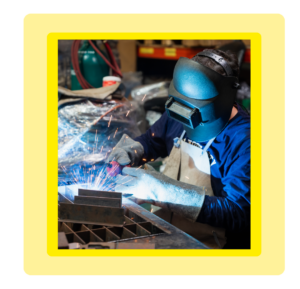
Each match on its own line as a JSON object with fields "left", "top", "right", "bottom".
{"left": 107, "top": 49, "right": 250, "bottom": 249}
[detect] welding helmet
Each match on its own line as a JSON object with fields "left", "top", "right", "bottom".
{"left": 166, "top": 51, "right": 239, "bottom": 142}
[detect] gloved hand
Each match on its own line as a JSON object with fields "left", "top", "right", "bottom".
{"left": 106, "top": 134, "right": 144, "bottom": 166}
{"left": 115, "top": 165, "right": 206, "bottom": 222}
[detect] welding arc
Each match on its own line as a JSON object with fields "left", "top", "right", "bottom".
{"left": 71, "top": 40, "right": 122, "bottom": 90}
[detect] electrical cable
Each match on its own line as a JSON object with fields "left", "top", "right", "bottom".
{"left": 88, "top": 40, "right": 123, "bottom": 78}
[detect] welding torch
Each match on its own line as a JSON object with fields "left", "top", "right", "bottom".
{"left": 107, "top": 161, "right": 133, "bottom": 198}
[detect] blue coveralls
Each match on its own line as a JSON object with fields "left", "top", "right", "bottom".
{"left": 135, "top": 104, "right": 250, "bottom": 248}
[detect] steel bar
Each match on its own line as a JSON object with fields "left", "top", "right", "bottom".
{"left": 91, "top": 228, "right": 120, "bottom": 242}
{"left": 58, "top": 232, "right": 69, "bottom": 249}
{"left": 58, "top": 222, "right": 73, "bottom": 234}
{"left": 125, "top": 209, "right": 147, "bottom": 223}
{"left": 106, "top": 226, "right": 137, "bottom": 239}
{"left": 76, "top": 230, "right": 104, "bottom": 243}
{"left": 137, "top": 222, "right": 165, "bottom": 234}
{"left": 64, "top": 222, "right": 89, "bottom": 232}
{"left": 74, "top": 195, "right": 121, "bottom": 208}
{"left": 78, "top": 189, "right": 122, "bottom": 200}
{"left": 58, "top": 192, "right": 73, "bottom": 204}
{"left": 124, "top": 215, "right": 135, "bottom": 224}
{"left": 65, "top": 232, "right": 86, "bottom": 244}
{"left": 85, "top": 224, "right": 104, "bottom": 230}
{"left": 123, "top": 224, "right": 151, "bottom": 237}
{"left": 59, "top": 203, "right": 125, "bottom": 227}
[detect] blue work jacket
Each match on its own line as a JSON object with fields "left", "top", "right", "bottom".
{"left": 135, "top": 104, "right": 250, "bottom": 248}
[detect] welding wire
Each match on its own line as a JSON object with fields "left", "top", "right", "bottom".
{"left": 142, "top": 94, "right": 147, "bottom": 101}
{"left": 108, "top": 115, "right": 112, "bottom": 127}
{"left": 126, "top": 110, "right": 130, "bottom": 117}
{"left": 100, "top": 146, "right": 103, "bottom": 153}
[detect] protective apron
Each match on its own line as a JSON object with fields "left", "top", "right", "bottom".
{"left": 155, "top": 131, "right": 226, "bottom": 248}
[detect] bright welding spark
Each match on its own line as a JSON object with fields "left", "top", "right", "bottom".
{"left": 113, "top": 128, "right": 118, "bottom": 138}
{"left": 152, "top": 133, "right": 154, "bottom": 137}
{"left": 142, "top": 94, "right": 147, "bottom": 102}
{"left": 126, "top": 110, "right": 130, "bottom": 117}
{"left": 108, "top": 115, "right": 112, "bottom": 127}
{"left": 135, "top": 150, "right": 137, "bottom": 153}
{"left": 115, "top": 177, "right": 135, "bottom": 188}
{"left": 151, "top": 159, "right": 154, "bottom": 161}
{"left": 142, "top": 158, "right": 147, "bottom": 161}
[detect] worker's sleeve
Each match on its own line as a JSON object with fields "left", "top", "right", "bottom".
{"left": 197, "top": 151, "right": 250, "bottom": 232}
{"left": 134, "top": 112, "right": 170, "bottom": 162}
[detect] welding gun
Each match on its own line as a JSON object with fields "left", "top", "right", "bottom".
{"left": 107, "top": 161, "right": 130, "bottom": 177}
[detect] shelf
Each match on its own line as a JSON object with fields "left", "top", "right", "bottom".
{"left": 138, "top": 46, "right": 251, "bottom": 63}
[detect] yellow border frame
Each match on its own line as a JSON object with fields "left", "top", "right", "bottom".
{"left": 24, "top": 14, "right": 284, "bottom": 275}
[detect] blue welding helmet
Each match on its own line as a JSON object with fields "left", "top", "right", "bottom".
{"left": 166, "top": 51, "right": 239, "bottom": 142}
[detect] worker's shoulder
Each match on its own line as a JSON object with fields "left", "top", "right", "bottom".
{"left": 220, "top": 108, "right": 250, "bottom": 152}
{"left": 229, "top": 105, "right": 250, "bottom": 136}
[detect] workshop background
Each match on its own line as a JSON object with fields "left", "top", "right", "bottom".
{"left": 57, "top": 39, "right": 250, "bottom": 249}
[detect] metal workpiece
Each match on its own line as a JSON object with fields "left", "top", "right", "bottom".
{"left": 91, "top": 228, "right": 120, "bottom": 242}
{"left": 74, "top": 195, "right": 121, "bottom": 208}
{"left": 78, "top": 189, "right": 122, "bottom": 200}
{"left": 58, "top": 187, "right": 209, "bottom": 249}
{"left": 58, "top": 232, "right": 69, "bottom": 249}
{"left": 75, "top": 230, "right": 104, "bottom": 243}
{"left": 58, "top": 192, "right": 73, "bottom": 204}
{"left": 65, "top": 232, "right": 86, "bottom": 244}
{"left": 123, "top": 223, "right": 151, "bottom": 237}
{"left": 68, "top": 242, "right": 155, "bottom": 249}
{"left": 120, "top": 198, "right": 209, "bottom": 249}
{"left": 58, "top": 203, "right": 125, "bottom": 227}
{"left": 124, "top": 215, "right": 135, "bottom": 224}
{"left": 106, "top": 226, "right": 137, "bottom": 239}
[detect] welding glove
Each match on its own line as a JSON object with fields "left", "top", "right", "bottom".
{"left": 106, "top": 134, "right": 144, "bottom": 166}
{"left": 115, "top": 166, "right": 206, "bottom": 222}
